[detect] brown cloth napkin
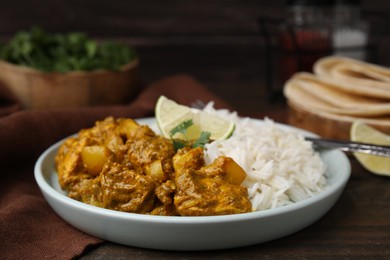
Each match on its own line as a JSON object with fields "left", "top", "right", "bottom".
{"left": 0, "top": 74, "right": 234, "bottom": 259}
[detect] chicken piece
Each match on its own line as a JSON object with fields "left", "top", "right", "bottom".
{"left": 201, "top": 156, "right": 247, "bottom": 185}
{"left": 154, "top": 180, "right": 176, "bottom": 206}
{"left": 56, "top": 136, "right": 92, "bottom": 189}
{"left": 149, "top": 204, "right": 179, "bottom": 216}
{"left": 56, "top": 117, "right": 120, "bottom": 189}
{"left": 67, "top": 177, "right": 103, "bottom": 207}
{"left": 123, "top": 120, "right": 175, "bottom": 184}
{"left": 150, "top": 180, "right": 179, "bottom": 216}
{"left": 172, "top": 147, "right": 252, "bottom": 216}
{"left": 100, "top": 162, "right": 156, "bottom": 213}
{"left": 55, "top": 117, "right": 175, "bottom": 213}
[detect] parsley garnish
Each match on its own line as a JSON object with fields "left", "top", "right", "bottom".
{"left": 0, "top": 26, "right": 136, "bottom": 72}
{"left": 169, "top": 119, "right": 194, "bottom": 137}
{"left": 169, "top": 119, "right": 211, "bottom": 151}
{"left": 193, "top": 131, "right": 211, "bottom": 148}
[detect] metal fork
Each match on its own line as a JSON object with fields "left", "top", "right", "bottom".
{"left": 305, "top": 137, "right": 390, "bottom": 157}
{"left": 189, "top": 100, "right": 390, "bottom": 157}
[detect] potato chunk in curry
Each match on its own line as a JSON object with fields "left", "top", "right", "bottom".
{"left": 55, "top": 116, "right": 252, "bottom": 216}
{"left": 173, "top": 147, "right": 252, "bottom": 216}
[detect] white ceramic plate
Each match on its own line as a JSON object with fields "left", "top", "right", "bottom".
{"left": 34, "top": 117, "right": 351, "bottom": 251}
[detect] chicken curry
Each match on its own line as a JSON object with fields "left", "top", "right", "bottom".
{"left": 55, "top": 117, "right": 252, "bottom": 216}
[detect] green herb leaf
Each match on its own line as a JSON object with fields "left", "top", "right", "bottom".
{"left": 193, "top": 131, "right": 211, "bottom": 148}
{"left": 169, "top": 120, "right": 211, "bottom": 151}
{"left": 85, "top": 40, "right": 97, "bottom": 58}
{"left": 169, "top": 119, "right": 193, "bottom": 137}
{"left": 172, "top": 140, "right": 187, "bottom": 151}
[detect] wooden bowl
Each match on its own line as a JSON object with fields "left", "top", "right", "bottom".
{"left": 287, "top": 100, "right": 390, "bottom": 140}
{"left": 0, "top": 59, "right": 139, "bottom": 109}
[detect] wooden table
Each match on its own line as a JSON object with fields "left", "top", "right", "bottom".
{"left": 80, "top": 107, "right": 390, "bottom": 259}
{"left": 0, "top": 2, "right": 389, "bottom": 258}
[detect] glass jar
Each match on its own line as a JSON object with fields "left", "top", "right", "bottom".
{"left": 332, "top": 0, "right": 369, "bottom": 60}
{"left": 278, "top": 0, "right": 334, "bottom": 81}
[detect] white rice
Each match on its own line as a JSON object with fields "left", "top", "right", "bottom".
{"left": 201, "top": 103, "right": 327, "bottom": 212}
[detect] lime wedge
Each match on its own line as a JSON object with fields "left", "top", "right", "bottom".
{"left": 155, "top": 96, "right": 235, "bottom": 141}
{"left": 350, "top": 121, "right": 390, "bottom": 176}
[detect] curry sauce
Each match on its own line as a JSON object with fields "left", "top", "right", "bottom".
{"left": 55, "top": 117, "right": 251, "bottom": 216}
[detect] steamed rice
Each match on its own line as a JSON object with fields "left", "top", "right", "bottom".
{"left": 201, "top": 103, "right": 327, "bottom": 211}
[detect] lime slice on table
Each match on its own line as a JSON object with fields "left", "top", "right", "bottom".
{"left": 155, "top": 95, "right": 235, "bottom": 141}
{"left": 350, "top": 121, "right": 390, "bottom": 176}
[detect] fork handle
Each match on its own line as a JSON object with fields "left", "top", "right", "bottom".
{"left": 305, "top": 137, "right": 390, "bottom": 157}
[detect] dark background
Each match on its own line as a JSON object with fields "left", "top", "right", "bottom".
{"left": 0, "top": 0, "right": 389, "bottom": 114}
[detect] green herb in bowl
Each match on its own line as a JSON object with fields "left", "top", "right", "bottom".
{"left": 0, "top": 26, "right": 137, "bottom": 72}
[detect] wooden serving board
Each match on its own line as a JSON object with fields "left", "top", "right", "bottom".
{"left": 287, "top": 100, "right": 390, "bottom": 140}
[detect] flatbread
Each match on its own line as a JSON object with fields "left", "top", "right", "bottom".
{"left": 313, "top": 56, "right": 390, "bottom": 99}
{"left": 284, "top": 56, "right": 390, "bottom": 139}
{"left": 284, "top": 73, "right": 390, "bottom": 117}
